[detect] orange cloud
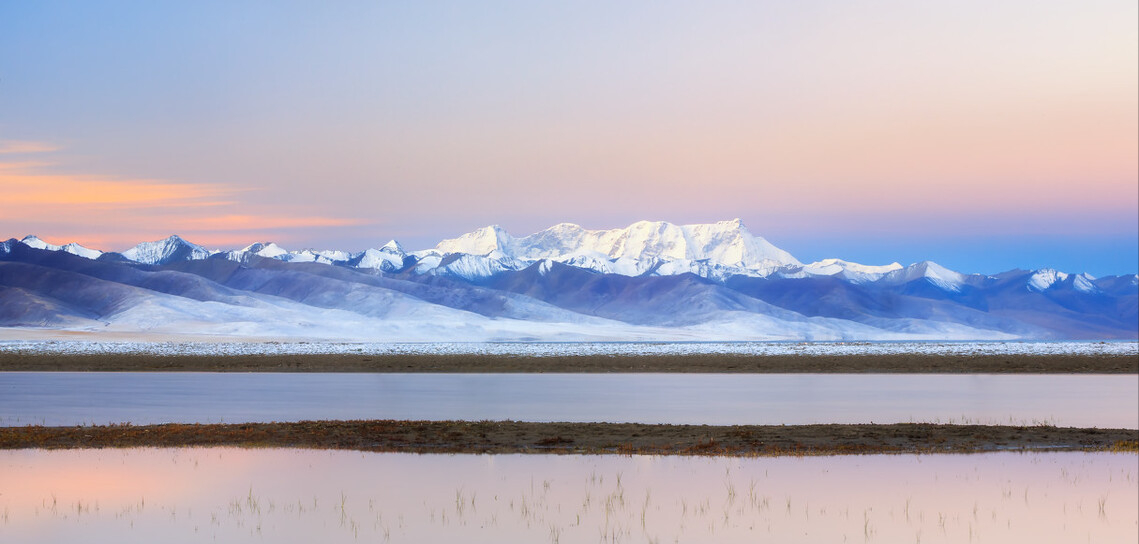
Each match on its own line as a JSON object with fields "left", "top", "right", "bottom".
{"left": 2, "top": 171, "right": 235, "bottom": 208}
{"left": 0, "top": 146, "right": 369, "bottom": 250}
{"left": 0, "top": 140, "right": 59, "bottom": 154}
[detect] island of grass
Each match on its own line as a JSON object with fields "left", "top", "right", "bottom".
{"left": 3, "top": 421, "right": 1136, "bottom": 456}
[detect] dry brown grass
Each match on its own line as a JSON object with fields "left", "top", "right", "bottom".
{"left": 2, "top": 421, "right": 1135, "bottom": 456}
{"left": 0, "top": 352, "right": 1135, "bottom": 373}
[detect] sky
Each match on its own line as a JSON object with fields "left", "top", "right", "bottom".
{"left": 1, "top": 1, "right": 1136, "bottom": 276}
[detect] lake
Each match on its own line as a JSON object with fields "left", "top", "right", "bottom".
{"left": 1, "top": 448, "right": 1134, "bottom": 543}
{"left": 2, "top": 372, "right": 1135, "bottom": 428}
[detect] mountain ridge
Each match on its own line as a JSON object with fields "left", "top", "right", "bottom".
{"left": 3, "top": 220, "right": 1135, "bottom": 341}
{"left": 15, "top": 219, "right": 1129, "bottom": 282}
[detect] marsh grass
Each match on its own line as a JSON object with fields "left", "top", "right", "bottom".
{"left": 2, "top": 421, "right": 1136, "bottom": 456}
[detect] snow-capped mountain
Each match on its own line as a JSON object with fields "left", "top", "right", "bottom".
{"left": 426, "top": 219, "right": 802, "bottom": 278}
{"left": 879, "top": 261, "right": 968, "bottom": 292}
{"left": 241, "top": 242, "right": 289, "bottom": 259}
{"left": 223, "top": 240, "right": 405, "bottom": 270}
{"left": 7, "top": 222, "right": 1125, "bottom": 293}
{"left": 19, "top": 235, "right": 103, "bottom": 260}
{"left": 1027, "top": 269, "right": 1099, "bottom": 294}
{"left": 777, "top": 259, "right": 904, "bottom": 283}
{"left": 10, "top": 220, "right": 921, "bottom": 284}
{"left": 3, "top": 221, "right": 1135, "bottom": 341}
{"left": 121, "top": 235, "right": 213, "bottom": 265}
{"left": 350, "top": 241, "right": 406, "bottom": 271}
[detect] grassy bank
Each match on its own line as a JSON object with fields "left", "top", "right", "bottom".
{"left": 1, "top": 353, "right": 1136, "bottom": 373}
{"left": 3, "top": 420, "right": 1136, "bottom": 456}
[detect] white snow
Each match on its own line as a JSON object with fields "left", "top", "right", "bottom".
{"left": 280, "top": 249, "right": 352, "bottom": 265}
{"left": 785, "top": 259, "right": 904, "bottom": 282}
{"left": 355, "top": 247, "right": 405, "bottom": 271}
{"left": 1, "top": 338, "right": 1133, "bottom": 358}
{"left": 242, "top": 242, "right": 289, "bottom": 259}
{"left": 520, "top": 218, "right": 801, "bottom": 269}
{"left": 1028, "top": 269, "right": 1068, "bottom": 291}
{"left": 228, "top": 242, "right": 401, "bottom": 269}
{"left": 434, "top": 225, "right": 514, "bottom": 256}
{"left": 7, "top": 224, "right": 1127, "bottom": 292}
{"left": 18, "top": 236, "right": 103, "bottom": 259}
{"left": 1073, "top": 273, "right": 1099, "bottom": 294}
{"left": 420, "top": 219, "right": 804, "bottom": 280}
{"left": 122, "top": 235, "right": 211, "bottom": 264}
{"left": 61, "top": 242, "right": 103, "bottom": 259}
{"left": 426, "top": 253, "right": 522, "bottom": 281}
{"left": 411, "top": 254, "right": 443, "bottom": 274}
{"left": 19, "top": 235, "right": 56, "bottom": 251}
{"left": 883, "top": 261, "right": 967, "bottom": 292}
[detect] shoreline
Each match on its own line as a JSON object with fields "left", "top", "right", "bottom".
{"left": 1, "top": 353, "right": 1135, "bottom": 373}
{"left": 3, "top": 421, "right": 1136, "bottom": 456}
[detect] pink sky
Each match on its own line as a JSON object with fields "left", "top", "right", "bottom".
{"left": 1, "top": 1, "right": 1135, "bottom": 273}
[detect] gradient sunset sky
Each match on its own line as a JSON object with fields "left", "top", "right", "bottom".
{"left": 1, "top": 1, "right": 1136, "bottom": 276}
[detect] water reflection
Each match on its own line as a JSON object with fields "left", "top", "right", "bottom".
{"left": 2, "top": 373, "right": 1136, "bottom": 428}
{"left": 1, "top": 449, "right": 1135, "bottom": 543}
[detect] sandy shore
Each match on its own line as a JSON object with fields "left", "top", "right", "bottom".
{"left": 0, "top": 352, "right": 1135, "bottom": 373}
{"left": 3, "top": 421, "right": 1135, "bottom": 455}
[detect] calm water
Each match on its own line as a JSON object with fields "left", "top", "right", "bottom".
{"left": 1, "top": 449, "right": 1135, "bottom": 544}
{"left": 2, "top": 372, "right": 1136, "bottom": 428}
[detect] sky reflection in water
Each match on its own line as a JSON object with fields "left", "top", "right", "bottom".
{"left": 2, "top": 373, "right": 1136, "bottom": 428}
{"left": 1, "top": 449, "right": 1136, "bottom": 544}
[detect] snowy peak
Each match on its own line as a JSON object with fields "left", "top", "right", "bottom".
{"left": 517, "top": 223, "right": 589, "bottom": 258}
{"left": 426, "top": 252, "right": 521, "bottom": 281}
{"left": 224, "top": 239, "right": 408, "bottom": 270}
{"left": 1071, "top": 272, "right": 1099, "bottom": 294}
{"left": 1026, "top": 270, "right": 1099, "bottom": 294}
{"left": 5, "top": 227, "right": 1129, "bottom": 292}
{"left": 122, "top": 235, "right": 212, "bottom": 265}
{"left": 528, "top": 219, "right": 798, "bottom": 266}
{"left": 1028, "top": 269, "right": 1068, "bottom": 292}
{"left": 284, "top": 249, "right": 352, "bottom": 265}
{"left": 19, "top": 235, "right": 103, "bottom": 259}
{"left": 675, "top": 219, "right": 801, "bottom": 268}
{"left": 885, "top": 261, "right": 966, "bottom": 292}
{"left": 424, "top": 219, "right": 802, "bottom": 280}
{"left": 540, "top": 218, "right": 800, "bottom": 266}
{"left": 241, "top": 242, "right": 289, "bottom": 259}
{"left": 380, "top": 239, "right": 405, "bottom": 253}
{"left": 19, "top": 235, "right": 55, "bottom": 251}
{"left": 789, "top": 259, "right": 904, "bottom": 282}
{"left": 224, "top": 242, "right": 288, "bottom": 263}
{"left": 354, "top": 242, "right": 407, "bottom": 271}
{"left": 434, "top": 225, "right": 516, "bottom": 257}
{"left": 61, "top": 243, "right": 103, "bottom": 260}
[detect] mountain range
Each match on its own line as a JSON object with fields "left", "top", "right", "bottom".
{"left": 2, "top": 220, "right": 1135, "bottom": 341}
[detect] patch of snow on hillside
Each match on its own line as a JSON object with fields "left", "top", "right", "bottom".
{"left": 61, "top": 243, "right": 103, "bottom": 259}
{"left": 1028, "top": 269, "right": 1068, "bottom": 291}
{"left": 1073, "top": 273, "right": 1099, "bottom": 294}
